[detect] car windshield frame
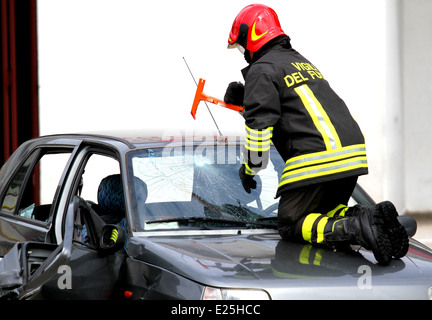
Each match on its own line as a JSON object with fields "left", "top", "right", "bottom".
{"left": 125, "top": 141, "right": 288, "bottom": 233}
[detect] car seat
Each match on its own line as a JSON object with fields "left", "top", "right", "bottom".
{"left": 97, "top": 174, "right": 125, "bottom": 223}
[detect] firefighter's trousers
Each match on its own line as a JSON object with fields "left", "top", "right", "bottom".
{"left": 277, "top": 176, "right": 358, "bottom": 245}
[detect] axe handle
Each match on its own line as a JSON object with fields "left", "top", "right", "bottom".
{"left": 202, "top": 94, "right": 244, "bottom": 113}
{"left": 223, "top": 102, "right": 244, "bottom": 113}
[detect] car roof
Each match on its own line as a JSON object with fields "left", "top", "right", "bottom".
{"left": 34, "top": 129, "right": 245, "bottom": 151}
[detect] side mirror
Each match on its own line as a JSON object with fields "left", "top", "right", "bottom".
{"left": 99, "top": 224, "right": 125, "bottom": 254}
{"left": 76, "top": 197, "right": 126, "bottom": 255}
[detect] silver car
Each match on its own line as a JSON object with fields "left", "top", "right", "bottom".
{"left": 0, "top": 130, "right": 430, "bottom": 300}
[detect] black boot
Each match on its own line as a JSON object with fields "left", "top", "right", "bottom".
{"left": 375, "top": 201, "right": 409, "bottom": 259}
{"left": 325, "top": 206, "right": 393, "bottom": 265}
{"left": 346, "top": 202, "right": 409, "bottom": 259}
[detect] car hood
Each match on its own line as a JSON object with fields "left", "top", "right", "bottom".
{"left": 128, "top": 232, "right": 432, "bottom": 299}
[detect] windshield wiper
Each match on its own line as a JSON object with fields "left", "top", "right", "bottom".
{"left": 256, "top": 216, "right": 277, "bottom": 222}
{"left": 145, "top": 217, "right": 277, "bottom": 229}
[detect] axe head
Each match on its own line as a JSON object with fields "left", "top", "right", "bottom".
{"left": 191, "top": 78, "right": 208, "bottom": 119}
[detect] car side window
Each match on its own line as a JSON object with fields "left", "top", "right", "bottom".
{"left": 0, "top": 148, "right": 72, "bottom": 222}
{"left": 72, "top": 153, "right": 121, "bottom": 247}
{"left": 79, "top": 154, "right": 120, "bottom": 203}
{"left": 1, "top": 151, "right": 39, "bottom": 214}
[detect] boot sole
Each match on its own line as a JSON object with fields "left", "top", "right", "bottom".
{"left": 368, "top": 211, "right": 393, "bottom": 265}
{"left": 357, "top": 208, "right": 393, "bottom": 265}
{"left": 376, "top": 201, "right": 409, "bottom": 259}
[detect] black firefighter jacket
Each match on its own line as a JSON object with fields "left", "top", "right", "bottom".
{"left": 241, "top": 40, "right": 368, "bottom": 197}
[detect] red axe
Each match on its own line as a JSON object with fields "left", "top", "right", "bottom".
{"left": 190, "top": 78, "right": 244, "bottom": 119}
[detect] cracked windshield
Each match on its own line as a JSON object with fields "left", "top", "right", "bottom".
{"left": 127, "top": 144, "right": 285, "bottom": 231}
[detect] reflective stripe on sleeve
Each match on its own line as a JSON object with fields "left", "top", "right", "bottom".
{"left": 244, "top": 163, "right": 256, "bottom": 176}
{"left": 245, "top": 125, "right": 273, "bottom": 152}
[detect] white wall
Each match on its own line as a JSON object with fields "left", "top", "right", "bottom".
{"left": 37, "top": 0, "right": 431, "bottom": 214}
{"left": 402, "top": 0, "right": 432, "bottom": 213}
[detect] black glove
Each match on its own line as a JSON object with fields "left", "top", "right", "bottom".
{"left": 239, "top": 164, "right": 257, "bottom": 193}
{"left": 224, "top": 82, "right": 244, "bottom": 106}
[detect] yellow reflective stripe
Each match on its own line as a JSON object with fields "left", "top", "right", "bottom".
{"left": 327, "top": 204, "right": 348, "bottom": 218}
{"left": 245, "top": 143, "right": 271, "bottom": 152}
{"left": 302, "top": 214, "right": 329, "bottom": 244}
{"left": 245, "top": 125, "right": 273, "bottom": 152}
{"left": 245, "top": 125, "right": 273, "bottom": 138}
{"left": 294, "top": 84, "right": 342, "bottom": 150}
{"left": 245, "top": 138, "right": 271, "bottom": 149}
{"left": 244, "top": 163, "right": 256, "bottom": 176}
{"left": 316, "top": 216, "right": 329, "bottom": 244}
{"left": 302, "top": 213, "right": 321, "bottom": 243}
{"left": 338, "top": 207, "right": 349, "bottom": 217}
{"left": 284, "top": 144, "right": 367, "bottom": 172}
{"left": 279, "top": 156, "right": 368, "bottom": 187}
{"left": 246, "top": 131, "right": 272, "bottom": 141}
{"left": 246, "top": 137, "right": 271, "bottom": 144}
{"left": 279, "top": 144, "right": 368, "bottom": 187}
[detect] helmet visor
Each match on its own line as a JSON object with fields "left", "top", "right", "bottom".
{"left": 227, "top": 43, "right": 245, "bottom": 54}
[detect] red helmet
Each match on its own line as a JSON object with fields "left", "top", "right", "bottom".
{"left": 228, "top": 4, "right": 285, "bottom": 53}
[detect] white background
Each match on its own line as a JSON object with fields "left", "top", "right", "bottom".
{"left": 37, "top": 0, "right": 432, "bottom": 214}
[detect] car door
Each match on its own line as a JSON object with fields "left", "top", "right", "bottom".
{"left": 0, "top": 143, "right": 128, "bottom": 299}
{"left": 30, "top": 195, "right": 127, "bottom": 300}
{"left": 39, "top": 146, "right": 128, "bottom": 299}
{"left": 0, "top": 199, "right": 75, "bottom": 299}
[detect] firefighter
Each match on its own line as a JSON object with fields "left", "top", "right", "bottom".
{"left": 225, "top": 4, "right": 408, "bottom": 265}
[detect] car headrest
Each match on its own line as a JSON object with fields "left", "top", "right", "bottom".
{"left": 97, "top": 174, "right": 125, "bottom": 215}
